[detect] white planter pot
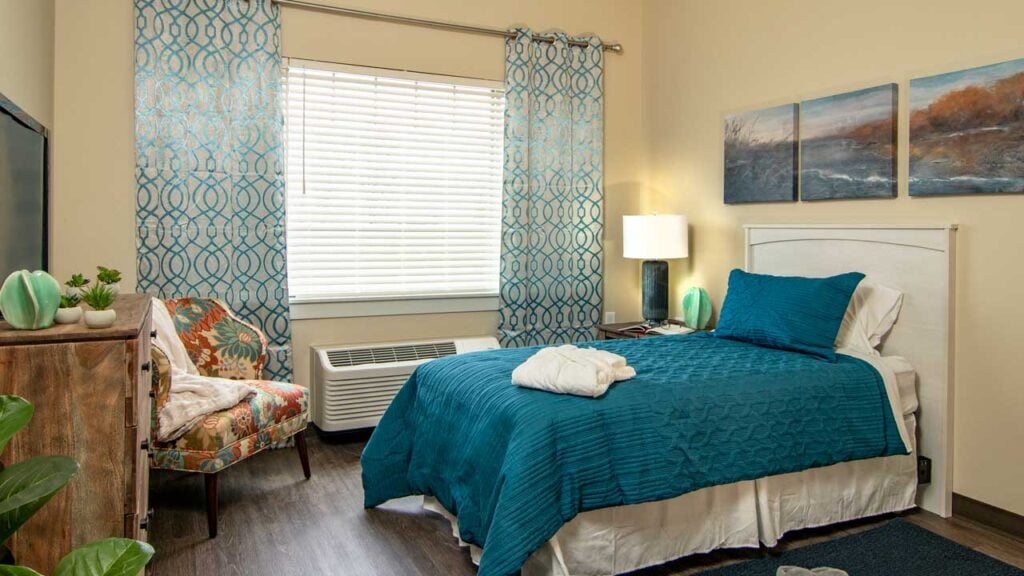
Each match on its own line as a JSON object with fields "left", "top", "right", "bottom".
{"left": 65, "top": 286, "right": 86, "bottom": 299}
{"left": 101, "top": 282, "right": 121, "bottom": 296}
{"left": 84, "top": 309, "right": 117, "bottom": 329}
{"left": 54, "top": 306, "right": 83, "bottom": 325}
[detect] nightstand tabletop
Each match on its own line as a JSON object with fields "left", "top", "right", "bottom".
{"left": 597, "top": 320, "right": 703, "bottom": 340}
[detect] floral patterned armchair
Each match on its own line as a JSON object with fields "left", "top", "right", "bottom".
{"left": 149, "top": 298, "right": 310, "bottom": 538}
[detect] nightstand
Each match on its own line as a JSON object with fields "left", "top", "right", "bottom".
{"left": 597, "top": 320, "right": 699, "bottom": 340}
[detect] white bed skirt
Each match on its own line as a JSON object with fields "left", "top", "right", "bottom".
{"left": 424, "top": 415, "right": 916, "bottom": 576}
{"left": 422, "top": 356, "right": 920, "bottom": 576}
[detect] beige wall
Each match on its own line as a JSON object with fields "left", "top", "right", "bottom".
{"left": 51, "top": 0, "right": 137, "bottom": 291}
{"left": 642, "top": 0, "right": 1024, "bottom": 515}
{"left": 0, "top": 0, "right": 55, "bottom": 128}
{"left": 282, "top": 0, "right": 646, "bottom": 387}
{"left": 48, "top": 0, "right": 646, "bottom": 388}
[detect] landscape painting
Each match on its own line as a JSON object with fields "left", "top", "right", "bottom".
{"left": 910, "top": 57, "right": 1024, "bottom": 196}
{"left": 800, "top": 84, "right": 897, "bottom": 200}
{"left": 724, "top": 104, "right": 798, "bottom": 204}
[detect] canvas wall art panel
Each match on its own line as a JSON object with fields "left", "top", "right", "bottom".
{"left": 724, "top": 104, "right": 798, "bottom": 204}
{"left": 910, "top": 57, "right": 1024, "bottom": 196}
{"left": 800, "top": 84, "right": 897, "bottom": 201}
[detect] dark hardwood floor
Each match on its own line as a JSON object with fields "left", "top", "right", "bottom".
{"left": 148, "top": 432, "right": 1024, "bottom": 575}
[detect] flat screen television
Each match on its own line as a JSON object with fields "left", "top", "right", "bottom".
{"left": 0, "top": 92, "right": 48, "bottom": 280}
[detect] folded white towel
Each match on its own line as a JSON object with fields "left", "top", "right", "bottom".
{"left": 151, "top": 299, "right": 256, "bottom": 442}
{"left": 573, "top": 347, "right": 636, "bottom": 382}
{"left": 512, "top": 345, "right": 636, "bottom": 398}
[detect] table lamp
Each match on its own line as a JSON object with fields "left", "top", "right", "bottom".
{"left": 623, "top": 214, "right": 688, "bottom": 325}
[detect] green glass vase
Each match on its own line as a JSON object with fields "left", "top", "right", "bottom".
{"left": 0, "top": 270, "right": 62, "bottom": 330}
{"left": 682, "top": 286, "right": 712, "bottom": 330}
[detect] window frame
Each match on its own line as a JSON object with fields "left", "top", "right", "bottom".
{"left": 282, "top": 59, "right": 505, "bottom": 319}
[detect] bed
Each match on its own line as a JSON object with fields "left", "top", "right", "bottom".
{"left": 361, "top": 225, "right": 956, "bottom": 576}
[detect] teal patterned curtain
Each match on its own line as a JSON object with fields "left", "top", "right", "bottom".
{"left": 499, "top": 29, "right": 605, "bottom": 347}
{"left": 134, "top": 0, "right": 291, "bottom": 380}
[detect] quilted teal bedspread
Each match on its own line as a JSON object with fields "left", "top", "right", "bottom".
{"left": 361, "top": 334, "right": 906, "bottom": 576}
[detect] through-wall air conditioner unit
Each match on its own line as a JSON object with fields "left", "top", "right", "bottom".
{"left": 311, "top": 336, "right": 499, "bottom": 432}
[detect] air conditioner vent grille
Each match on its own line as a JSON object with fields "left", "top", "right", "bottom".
{"left": 326, "top": 341, "right": 458, "bottom": 368}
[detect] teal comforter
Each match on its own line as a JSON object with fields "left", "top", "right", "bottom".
{"left": 361, "top": 334, "right": 906, "bottom": 576}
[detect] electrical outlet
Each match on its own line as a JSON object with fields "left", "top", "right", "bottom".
{"left": 917, "top": 456, "right": 932, "bottom": 484}
{"left": 604, "top": 311, "right": 616, "bottom": 323}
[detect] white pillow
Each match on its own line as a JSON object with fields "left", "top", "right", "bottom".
{"left": 835, "top": 280, "right": 904, "bottom": 356}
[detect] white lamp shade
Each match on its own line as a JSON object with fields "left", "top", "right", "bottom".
{"left": 622, "top": 215, "right": 689, "bottom": 260}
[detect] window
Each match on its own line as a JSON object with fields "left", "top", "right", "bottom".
{"left": 284, "top": 60, "right": 505, "bottom": 315}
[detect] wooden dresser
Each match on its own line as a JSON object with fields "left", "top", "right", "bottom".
{"left": 0, "top": 295, "right": 152, "bottom": 573}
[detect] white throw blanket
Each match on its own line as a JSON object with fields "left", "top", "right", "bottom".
{"left": 511, "top": 345, "right": 636, "bottom": 398}
{"left": 151, "top": 299, "right": 256, "bottom": 442}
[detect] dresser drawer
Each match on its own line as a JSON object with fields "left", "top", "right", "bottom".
{"left": 135, "top": 314, "right": 153, "bottom": 540}
{"left": 124, "top": 313, "right": 153, "bottom": 530}
{"left": 125, "top": 315, "right": 153, "bottom": 428}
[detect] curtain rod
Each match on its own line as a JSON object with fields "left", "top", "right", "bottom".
{"left": 271, "top": 0, "right": 624, "bottom": 54}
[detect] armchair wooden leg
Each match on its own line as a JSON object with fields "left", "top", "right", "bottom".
{"left": 205, "top": 473, "right": 218, "bottom": 539}
{"left": 295, "top": 432, "right": 311, "bottom": 479}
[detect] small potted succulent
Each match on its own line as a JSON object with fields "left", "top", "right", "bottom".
{"left": 55, "top": 294, "right": 83, "bottom": 324}
{"left": 64, "top": 273, "right": 91, "bottom": 298}
{"left": 81, "top": 284, "right": 116, "bottom": 329}
{"left": 96, "top": 266, "right": 122, "bottom": 296}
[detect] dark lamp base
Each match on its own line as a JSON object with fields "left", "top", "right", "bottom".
{"left": 642, "top": 260, "right": 669, "bottom": 325}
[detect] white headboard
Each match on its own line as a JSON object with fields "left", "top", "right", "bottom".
{"left": 745, "top": 225, "right": 956, "bottom": 517}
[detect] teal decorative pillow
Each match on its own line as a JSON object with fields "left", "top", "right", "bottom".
{"left": 715, "top": 269, "right": 864, "bottom": 361}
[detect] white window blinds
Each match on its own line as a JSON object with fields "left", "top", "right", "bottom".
{"left": 284, "top": 60, "right": 505, "bottom": 303}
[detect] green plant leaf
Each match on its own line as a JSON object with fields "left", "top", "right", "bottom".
{"left": 64, "top": 274, "right": 89, "bottom": 288}
{"left": 0, "top": 397, "right": 32, "bottom": 456}
{"left": 0, "top": 456, "right": 78, "bottom": 543}
{"left": 95, "top": 267, "right": 121, "bottom": 286}
{"left": 0, "top": 565, "right": 43, "bottom": 576}
{"left": 59, "top": 294, "right": 81, "bottom": 309}
{"left": 53, "top": 538, "right": 154, "bottom": 576}
{"left": 79, "top": 285, "right": 114, "bottom": 311}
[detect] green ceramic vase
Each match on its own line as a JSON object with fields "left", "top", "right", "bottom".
{"left": 0, "top": 270, "right": 62, "bottom": 330}
{"left": 682, "top": 286, "right": 712, "bottom": 330}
